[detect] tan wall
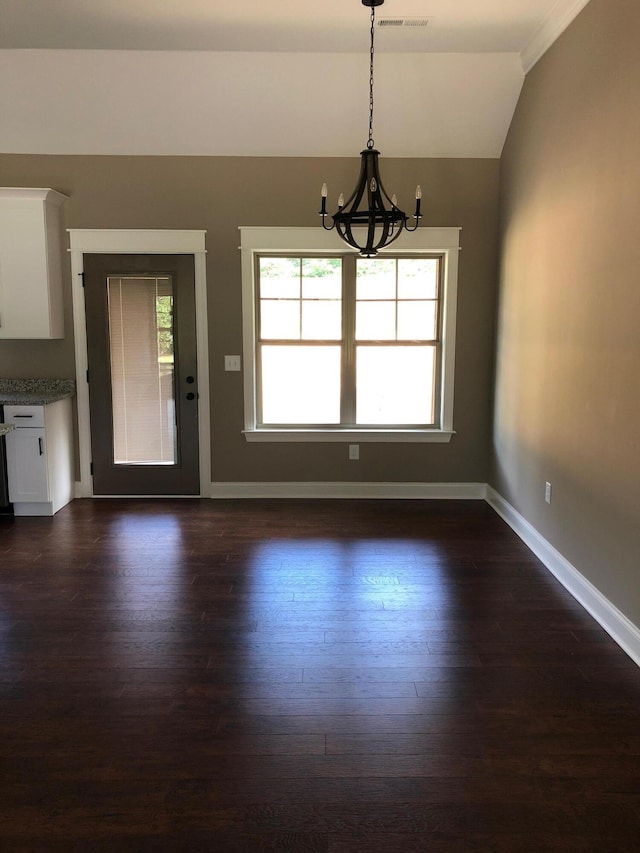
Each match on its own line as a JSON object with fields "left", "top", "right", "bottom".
{"left": 0, "top": 154, "right": 500, "bottom": 484}
{"left": 493, "top": 0, "right": 640, "bottom": 625}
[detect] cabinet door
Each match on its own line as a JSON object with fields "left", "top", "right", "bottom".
{"left": 0, "top": 188, "right": 67, "bottom": 339}
{"left": 5, "top": 428, "right": 49, "bottom": 503}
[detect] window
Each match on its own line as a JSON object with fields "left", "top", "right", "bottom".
{"left": 240, "top": 227, "right": 460, "bottom": 442}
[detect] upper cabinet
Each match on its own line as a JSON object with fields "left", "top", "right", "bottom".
{"left": 0, "top": 188, "right": 69, "bottom": 339}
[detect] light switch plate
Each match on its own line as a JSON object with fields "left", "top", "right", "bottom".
{"left": 224, "top": 355, "right": 241, "bottom": 372}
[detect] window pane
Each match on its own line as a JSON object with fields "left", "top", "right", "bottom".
{"left": 260, "top": 300, "right": 300, "bottom": 339}
{"left": 302, "top": 300, "right": 342, "bottom": 340}
{"left": 356, "top": 301, "right": 396, "bottom": 340}
{"left": 302, "top": 258, "right": 342, "bottom": 299}
{"left": 356, "top": 346, "right": 436, "bottom": 424}
{"left": 398, "top": 301, "right": 438, "bottom": 340}
{"left": 259, "top": 257, "right": 300, "bottom": 299}
{"left": 398, "top": 258, "right": 438, "bottom": 299}
{"left": 108, "top": 275, "right": 176, "bottom": 465}
{"left": 261, "top": 345, "right": 341, "bottom": 424}
{"left": 356, "top": 258, "right": 396, "bottom": 299}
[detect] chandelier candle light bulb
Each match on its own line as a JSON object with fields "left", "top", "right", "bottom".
{"left": 318, "top": 0, "right": 422, "bottom": 257}
{"left": 320, "top": 183, "right": 328, "bottom": 216}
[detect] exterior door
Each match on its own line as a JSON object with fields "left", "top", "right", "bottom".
{"left": 84, "top": 254, "right": 199, "bottom": 495}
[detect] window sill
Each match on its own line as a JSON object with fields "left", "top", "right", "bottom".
{"left": 243, "top": 429, "right": 455, "bottom": 444}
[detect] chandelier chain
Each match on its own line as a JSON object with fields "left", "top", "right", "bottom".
{"left": 367, "top": 3, "right": 375, "bottom": 149}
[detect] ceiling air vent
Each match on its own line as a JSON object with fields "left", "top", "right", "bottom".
{"left": 378, "top": 17, "right": 431, "bottom": 28}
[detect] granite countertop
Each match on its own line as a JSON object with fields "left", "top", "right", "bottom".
{"left": 0, "top": 424, "right": 15, "bottom": 437}
{"left": 0, "top": 379, "right": 76, "bottom": 406}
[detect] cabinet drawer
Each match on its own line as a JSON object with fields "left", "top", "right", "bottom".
{"left": 3, "top": 405, "right": 45, "bottom": 427}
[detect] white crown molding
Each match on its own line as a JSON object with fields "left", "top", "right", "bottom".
{"left": 521, "top": 0, "right": 592, "bottom": 74}
{"left": 209, "top": 482, "right": 488, "bottom": 500}
{"left": 486, "top": 487, "right": 640, "bottom": 668}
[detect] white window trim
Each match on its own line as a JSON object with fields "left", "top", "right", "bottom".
{"left": 239, "top": 226, "right": 460, "bottom": 443}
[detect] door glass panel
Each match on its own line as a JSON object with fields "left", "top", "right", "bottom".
{"left": 107, "top": 275, "right": 177, "bottom": 465}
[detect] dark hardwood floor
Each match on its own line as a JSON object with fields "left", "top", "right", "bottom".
{"left": 0, "top": 498, "right": 638, "bottom": 851}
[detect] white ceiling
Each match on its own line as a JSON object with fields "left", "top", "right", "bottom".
{"left": 0, "top": 0, "right": 592, "bottom": 158}
{"left": 0, "top": 0, "right": 588, "bottom": 56}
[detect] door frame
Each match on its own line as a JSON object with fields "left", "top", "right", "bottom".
{"left": 69, "top": 230, "right": 210, "bottom": 498}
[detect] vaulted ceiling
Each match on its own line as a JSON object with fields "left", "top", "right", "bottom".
{"left": 0, "top": 0, "right": 592, "bottom": 157}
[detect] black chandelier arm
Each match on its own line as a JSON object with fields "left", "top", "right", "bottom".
{"left": 320, "top": 216, "right": 336, "bottom": 232}
{"left": 339, "top": 149, "right": 407, "bottom": 218}
{"left": 372, "top": 172, "right": 404, "bottom": 217}
{"left": 334, "top": 208, "right": 407, "bottom": 257}
{"left": 334, "top": 221, "right": 363, "bottom": 253}
{"left": 319, "top": 184, "right": 336, "bottom": 230}
{"left": 403, "top": 191, "right": 423, "bottom": 232}
{"left": 339, "top": 151, "right": 370, "bottom": 213}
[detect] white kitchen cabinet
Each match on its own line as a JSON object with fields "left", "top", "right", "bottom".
{"left": 0, "top": 188, "right": 69, "bottom": 339}
{"left": 4, "top": 400, "right": 74, "bottom": 516}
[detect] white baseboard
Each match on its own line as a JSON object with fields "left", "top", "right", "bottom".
{"left": 209, "top": 481, "right": 488, "bottom": 500}
{"left": 73, "top": 482, "right": 211, "bottom": 499}
{"left": 75, "top": 480, "right": 487, "bottom": 501}
{"left": 12, "top": 501, "right": 56, "bottom": 517}
{"left": 486, "top": 486, "right": 640, "bottom": 668}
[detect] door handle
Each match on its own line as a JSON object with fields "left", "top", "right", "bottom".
{"left": 38, "top": 437, "right": 44, "bottom": 456}
{"left": 186, "top": 392, "right": 196, "bottom": 401}
{"left": 186, "top": 375, "right": 195, "bottom": 384}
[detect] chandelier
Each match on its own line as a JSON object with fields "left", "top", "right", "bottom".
{"left": 319, "top": 0, "right": 422, "bottom": 257}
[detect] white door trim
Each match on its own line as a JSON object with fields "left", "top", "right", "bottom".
{"left": 68, "top": 229, "right": 210, "bottom": 498}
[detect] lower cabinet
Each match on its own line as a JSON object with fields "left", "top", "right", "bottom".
{"left": 4, "top": 399, "right": 73, "bottom": 516}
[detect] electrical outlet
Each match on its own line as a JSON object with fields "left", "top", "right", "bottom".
{"left": 545, "top": 481, "right": 552, "bottom": 504}
{"left": 348, "top": 444, "right": 359, "bottom": 461}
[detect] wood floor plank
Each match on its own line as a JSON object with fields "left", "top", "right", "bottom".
{"left": 1, "top": 498, "right": 638, "bottom": 849}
